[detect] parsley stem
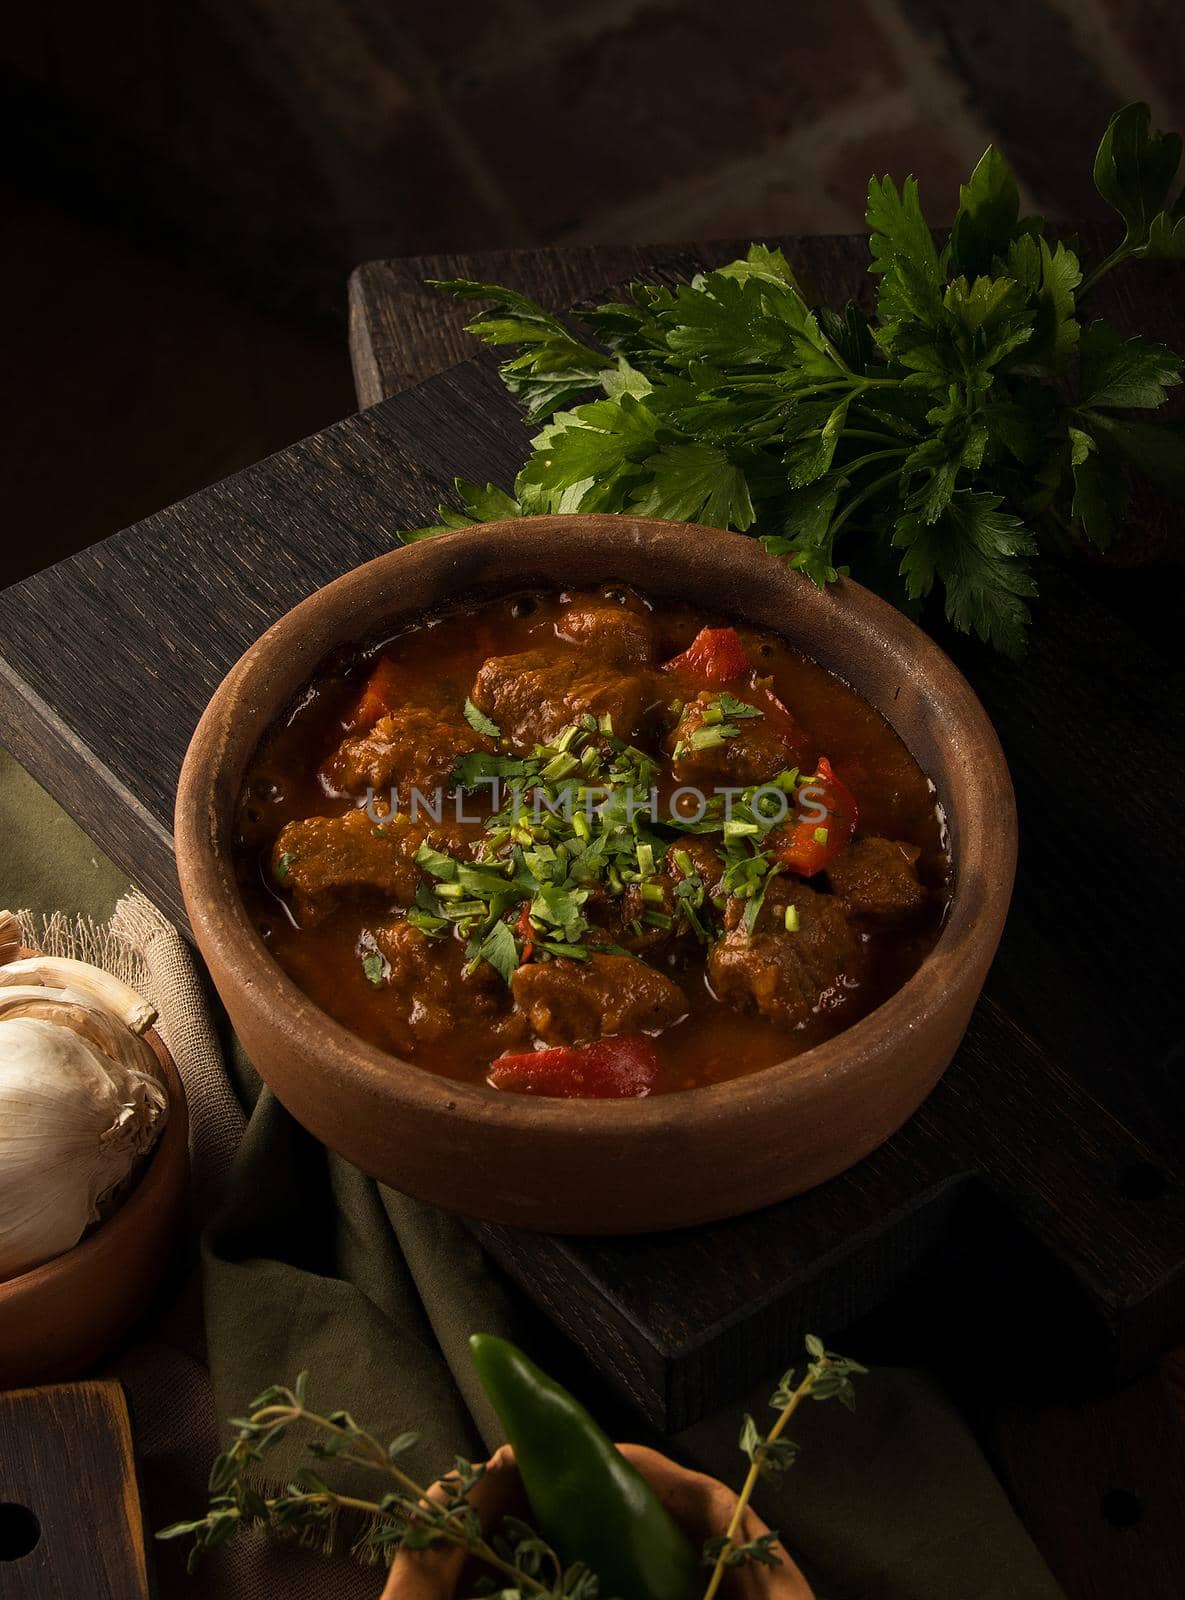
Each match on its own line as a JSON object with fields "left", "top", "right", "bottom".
{"left": 840, "top": 446, "right": 910, "bottom": 476}
{"left": 829, "top": 466, "right": 902, "bottom": 538}
{"left": 1080, "top": 242, "right": 1132, "bottom": 295}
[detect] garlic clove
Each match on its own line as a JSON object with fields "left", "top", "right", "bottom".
{"left": 0, "top": 910, "right": 20, "bottom": 968}
{"left": 0, "top": 955, "right": 156, "bottom": 1035}
{"left": 0, "top": 985, "right": 163, "bottom": 1086}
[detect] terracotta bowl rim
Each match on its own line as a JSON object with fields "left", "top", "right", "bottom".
{"left": 175, "top": 513, "right": 1016, "bottom": 1136}
{"left": 0, "top": 1012, "right": 188, "bottom": 1301}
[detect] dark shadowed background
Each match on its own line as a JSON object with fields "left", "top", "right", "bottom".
{"left": 3, "top": 0, "right": 1182, "bottom": 587}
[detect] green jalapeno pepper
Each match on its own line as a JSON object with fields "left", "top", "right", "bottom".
{"left": 470, "top": 1333, "right": 700, "bottom": 1600}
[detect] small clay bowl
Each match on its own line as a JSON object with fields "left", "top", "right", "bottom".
{"left": 0, "top": 980, "right": 189, "bottom": 1387}
{"left": 381, "top": 1442, "right": 813, "bottom": 1600}
{"left": 176, "top": 514, "right": 1016, "bottom": 1234}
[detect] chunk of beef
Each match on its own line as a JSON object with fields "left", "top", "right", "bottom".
{"left": 618, "top": 877, "right": 678, "bottom": 955}
{"left": 826, "top": 837, "right": 929, "bottom": 925}
{"left": 709, "top": 879, "right": 858, "bottom": 1030}
{"left": 273, "top": 809, "right": 472, "bottom": 922}
{"left": 670, "top": 837, "right": 726, "bottom": 898}
{"left": 668, "top": 691, "right": 800, "bottom": 789}
{"left": 617, "top": 839, "right": 726, "bottom": 954}
{"left": 511, "top": 951, "right": 686, "bottom": 1045}
{"left": 472, "top": 650, "right": 653, "bottom": 750}
{"left": 374, "top": 921, "right": 528, "bottom": 1055}
{"left": 324, "top": 703, "right": 488, "bottom": 803}
{"left": 555, "top": 602, "right": 654, "bottom": 665}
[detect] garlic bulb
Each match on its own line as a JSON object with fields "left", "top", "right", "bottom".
{"left": 0, "top": 974, "right": 168, "bottom": 1280}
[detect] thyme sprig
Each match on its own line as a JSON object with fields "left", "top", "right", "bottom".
{"left": 161, "top": 1335, "right": 866, "bottom": 1596}
{"left": 702, "top": 1335, "right": 868, "bottom": 1600}
{"left": 155, "top": 1374, "right": 587, "bottom": 1592}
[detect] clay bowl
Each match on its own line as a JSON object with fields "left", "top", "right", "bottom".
{"left": 176, "top": 514, "right": 1015, "bottom": 1234}
{"left": 0, "top": 992, "right": 189, "bottom": 1386}
{"left": 381, "top": 1442, "right": 813, "bottom": 1600}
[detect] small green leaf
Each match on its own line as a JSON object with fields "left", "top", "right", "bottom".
{"left": 866, "top": 173, "right": 944, "bottom": 327}
{"left": 1078, "top": 321, "right": 1182, "bottom": 409}
{"left": 894, "top": 494, "right": 1038, "bottom": 658}
{"left": 361, "top": 950, "right": 386, "bottom": 987}
{"left": 1135, "top": 208, "right": 1185, "bottom": 260}
{"left": 951, "top": 145, "right": 1020, "bottom": 276}
{"left": 1086, "top": 414, "right": 1185, "bottom": 499}
{"left": 1092, "top": 102, "right": 1182, "bottom": 250}
{"left": 1068, "top": 428, "right": 1122, "bottom": 548}
{"left": 784, "top": 400, "right": 848, "bottom": 488}
{"left": 628, "top": 441, "right": 756, "bottom": 530}
{"left": 463, "top": 698, "right": 501, "bottom": 739}
{"left": 478, "top": 919, "right": 520, "bottom": 984}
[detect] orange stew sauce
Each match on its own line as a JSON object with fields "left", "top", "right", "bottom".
{"left": 235, "top": 587, "right": 950, "bottom": 1097}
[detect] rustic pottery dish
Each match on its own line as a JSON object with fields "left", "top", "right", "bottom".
{"left": 175, "top": 515, "right": 1016, "bottom": 1233}
{"left": 380, "top": 1442, "right": 814, "bottom": 1600}
{"left": 0, "top": 958, "right": 189, "bottom": 1386}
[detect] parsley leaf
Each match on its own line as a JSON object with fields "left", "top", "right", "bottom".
{"left": 894, "top": 495, "right": 1037, "bottom": 658}
{"left": 1092, "top": 103, "right": 1182, "bottom": 255}
{"left": 628, "top": 442, "right": 756, "bottom": 530}
{"left": 1077, "top": 321, "right": 1182, "bottom": 409}
{"left": 428, "top": 279, "right": 609, "bottom": 422}
{"left": 866, "top": 174, "right": 945, "bottom": 330}
{"left": 950, "top": 146, "right": 1020, "bottom": 277}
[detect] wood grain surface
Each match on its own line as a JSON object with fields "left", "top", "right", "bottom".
{"left": 0, "top": 1382, "right": 152, "bottom": 1598}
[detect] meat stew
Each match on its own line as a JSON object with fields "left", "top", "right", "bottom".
{"left": 235, "top": 586, "right": 950, "bottom": 1097}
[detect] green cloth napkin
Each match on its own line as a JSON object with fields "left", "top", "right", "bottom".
{"left": 1, "top": 747, "right": 1065, "bottom": 1600}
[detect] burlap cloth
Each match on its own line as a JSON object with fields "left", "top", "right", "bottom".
{"left": 1, "top": 747, "right": 1065, "bottom": 1600}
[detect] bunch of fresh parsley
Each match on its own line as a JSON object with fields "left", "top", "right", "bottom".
{"left": 410, "top": 103, "right": 1185, "bottom": 658}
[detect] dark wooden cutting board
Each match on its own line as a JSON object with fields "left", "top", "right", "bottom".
{"left": 1, "top": 235, "right": 1183, "bottom": 1436}
{"left": 0, "top": 1383, "right": 153, "bottom": 1598}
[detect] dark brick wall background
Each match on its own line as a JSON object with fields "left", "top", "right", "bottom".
{"left": 3, "top": 0, "right": 1183, "bottom": 581}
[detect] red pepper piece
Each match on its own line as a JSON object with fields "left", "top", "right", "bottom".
{"left": 772, "top": 755, "right": 859, "bottom": 876}
{"left": 347, "top": 657, "right": 401, "bottom": 732}
{"left": 516, "top": 903, "right": 535, "bottom": 964}
{"left": 662, "top": 626, "right": 751, "bottom": 686}
{"left": 489, "top": 1035, "right": 661, "bottom": 1099}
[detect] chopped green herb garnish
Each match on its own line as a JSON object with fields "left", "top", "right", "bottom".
{"left": 361, "top": 950, "right": 385, "bottom": 987}
{"left": 463, "top": 698, "right": 501, "bottom": 739}
{"left": 415, "top": 842, "right": 459, "bottom": 880}
{"left": 784, "top": 904, "right": 800, "bottom": 933}
{"left": 714, "top": 693, "right": 764, "bottom": 721}
{"left": 813, "top": 827, "right": 830, "bottom": 846}
{"left": 478, "top": 920, "right": 519, "bottom": 983}
{"left": 274, "top": 852, "right": 295, "bottom": 883}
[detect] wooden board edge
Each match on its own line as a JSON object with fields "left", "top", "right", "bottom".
{"left": 0, "top": 654, "right": 186, "bottom": 931}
